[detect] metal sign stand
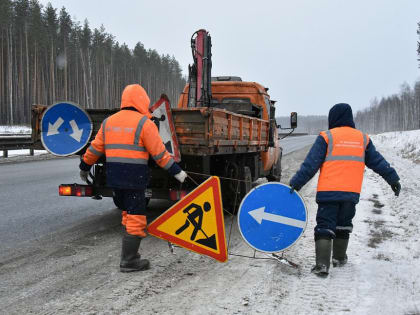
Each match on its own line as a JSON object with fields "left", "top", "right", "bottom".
{"left": 267, "top": 253, "right": 299, "bottom": 268}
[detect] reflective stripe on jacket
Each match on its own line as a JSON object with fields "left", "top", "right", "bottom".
{"left": 317, "top": 126, "right": 369, "bottom": 194}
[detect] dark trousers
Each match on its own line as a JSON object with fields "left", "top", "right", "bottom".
{"left": 315, "top": 201, "right": 356, "bottom": 240}
{"left": 113, "top": 189, "right": 147, "bottom": 237}
{"left": 113, "top": 189, "right": 146, "bottom": 215}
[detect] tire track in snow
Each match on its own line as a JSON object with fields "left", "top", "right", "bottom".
{"left": 272, "top": 179, "right": 359, "bottom": 314}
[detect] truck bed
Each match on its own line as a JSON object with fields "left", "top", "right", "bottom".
{"left": 173, "top": 107, "right": 268, "bottom": 155}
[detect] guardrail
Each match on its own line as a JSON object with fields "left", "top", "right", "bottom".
{"left": 278, "top": 132, "right": 309, "bottom": 138}
{"left": 0, "top": 135, "right": 34, "bottom": 158}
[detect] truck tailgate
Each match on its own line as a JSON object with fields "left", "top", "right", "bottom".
{"left": 172, "top": 107, "right": 268, "bottom": 155}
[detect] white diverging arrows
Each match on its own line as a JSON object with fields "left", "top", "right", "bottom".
{"left": 46, "top": 117, "right": 84, "bottom": 142}
{"left": 47, "top": 117, "right": 64, "bottom": 136}
{"left": 248, "top": 207, "right": 306, "bottom": 229}
{"left": 69, "top": 119, "right": 83, "bottom": 142}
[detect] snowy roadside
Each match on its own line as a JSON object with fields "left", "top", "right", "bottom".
{"left": 268, "top": 130, "right": 420, "bottom": 314}
{"left": 374, "top": 129, "right": 420, "bottom": 163}
{"left": 347, "top": 132, "right": 420, "bottom": 314}
{"left": 0, "top": 125, "right": 49, "bottom": 162}
{"left": 0, "top": 125, "right": 31, "bottom": 134}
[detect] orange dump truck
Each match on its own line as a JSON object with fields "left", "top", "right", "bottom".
{"left": 171, "top": 78, "right": 284, "bottom": 209}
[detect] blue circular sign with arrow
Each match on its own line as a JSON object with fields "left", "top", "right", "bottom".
{"left": 41, "top": 102, "right": 92, "bottom": 156}
{"left": 237, "top": 182, "right": 307, "bottom": 253}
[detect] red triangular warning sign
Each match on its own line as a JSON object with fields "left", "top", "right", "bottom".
{"left": 148, "top": 176, "right": 227, "bottom": 262}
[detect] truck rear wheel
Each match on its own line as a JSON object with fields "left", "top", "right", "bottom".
{"left": 222, "top": 161, "right": 239, "bottom": 214}
{"left": 240, "top": 166, "right": 252, "bottom": 198}
{"left": 267, "top": 151, "right": 282, "bottom": 182}
{"left": 223, "top": 164, "right": 252, "bottom": 214}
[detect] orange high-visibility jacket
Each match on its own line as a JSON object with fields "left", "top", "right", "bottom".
{"left": 81, "top": 84, "right": 180, "bottom": 189}
{"left": 317, "top": 126, "right": 369, "bottom": 194}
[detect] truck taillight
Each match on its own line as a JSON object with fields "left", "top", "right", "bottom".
{"left": 169, "top": 189, "right": 188, "bottom": 201}
{"left": 59, "top": 186, "right": 72, "bottom": 196}
{"left": 59, "top": 184, "right": 93, "bottom": 197}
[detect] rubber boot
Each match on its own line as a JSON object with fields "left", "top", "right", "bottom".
{"left": 311, "top": 239, "right": 332, "bottom": 277}
{"left": 120, "top": 233, "right": 150, "bottom": 273}
{"left": 121, "top": 212, "right": 138, "bottom": 258}
{"left": 120, "top": 242, "right": 140, "bottom": 259}
{"left": 332, "top": 238, "right": 349, "bottom": 267}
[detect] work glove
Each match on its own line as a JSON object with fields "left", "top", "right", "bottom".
{"left": 80, "top": 170, "right": 89, "bottom": 183}
{"left": 289, "top": 181, "right": 301, "bottom": 194}
{"left": 289, "top": 184, "right": 300, "bottom": 194}
{"left": 390, "top": 181, "right": 401, "bottom": 197}
{"left": 174, "top": 170, "right": 188, "bottom": 183}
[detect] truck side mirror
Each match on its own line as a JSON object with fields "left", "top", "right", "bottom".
{"left": 290, "top": 112, "right": 297, "bottom": 129}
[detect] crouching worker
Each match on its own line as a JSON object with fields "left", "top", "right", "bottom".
{"left": 289, "top": 103, "right": 400, "bottom": 277}
{"left": 79, "top": 84, "right": 187, "bottom": 272}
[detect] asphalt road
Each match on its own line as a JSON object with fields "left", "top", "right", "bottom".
{"left": 279, "top": 134, "right": 317, "bottom": 155}
{"left": 0, "top": 135, "right": 315, "bottom": 252}
{"left": 0, "top": 157, "right": 116, "bottom": 251}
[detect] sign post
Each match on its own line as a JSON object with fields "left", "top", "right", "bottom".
{"left": 237, "top": 182, "right": 307, "bottom": 253}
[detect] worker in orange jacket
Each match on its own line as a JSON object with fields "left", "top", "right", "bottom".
{"left": 79, "top": 84, "right": 187, "bottom": 272}
{"left": 290, "top": 103, "right": 400, "bottom": 277}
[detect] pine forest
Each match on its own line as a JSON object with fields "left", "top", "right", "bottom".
{"left": 0, "top": 0, "right": 186, "bottom": 125}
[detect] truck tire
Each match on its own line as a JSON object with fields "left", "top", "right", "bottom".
{"left": 231, "top": 165, "right": 252, "bottom": 215}
{"left": 221, "top": 161, "right": 252, "bottom": 214}
{"left": 240, "top": 166, "right": 252, "bottom": 198}
{"left": 267, "top": 151, "right": 282, "bottom": 182}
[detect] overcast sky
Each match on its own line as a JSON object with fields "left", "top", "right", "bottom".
{"left": 40, "top": 0, "right": 420, "bottom": 116}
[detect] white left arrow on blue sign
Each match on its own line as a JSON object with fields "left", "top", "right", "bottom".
{"left": 47, "top": 117, "right": 64, "bottom": 136}
{"left": 249, "top": 207, "right": 306, "bottom": 229}
{"left": 69, "top": 119, "right": 83, "bottom": 142}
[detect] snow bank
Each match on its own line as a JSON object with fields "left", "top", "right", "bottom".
{"left": 272, "top": 129, "right": 420, "bottom": 314}
{"left": 0, "top": 125, "right": 46, "bottom": 158}
{"left": 372, "top": 129, "right": 420, "bottom": 163}
{"left": 4, "top": 149, "right": 47, "bottom": 158}
{"left": 0, "top": 125, "right": 31, "bottom": 134}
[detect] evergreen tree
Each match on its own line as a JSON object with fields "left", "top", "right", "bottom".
{"left": 0, "top": 0, "right": 186, "bottom": 125}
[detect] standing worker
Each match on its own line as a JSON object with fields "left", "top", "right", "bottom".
{"left": 79, "top": 84, "right": 187, "bottom": 272}
{"left": 289, "top": 103, "right": 400, "bottom": 277}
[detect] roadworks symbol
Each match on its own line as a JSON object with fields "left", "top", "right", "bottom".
{"left": 148, "top": 176, "right": 227, "bottom": 262}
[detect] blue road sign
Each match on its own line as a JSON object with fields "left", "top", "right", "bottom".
{"left": 237, "top": 182, "right": 307, "bottom": 253}
{"left": 41, "top": 102, "right": 92, "bottom": 156}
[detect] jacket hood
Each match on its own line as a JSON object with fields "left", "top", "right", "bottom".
{"left": 328, "top": 103, "right": 355, "bottom": 129}
{"left": 120, "top": 84, "right": 152, "bottom": 118}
